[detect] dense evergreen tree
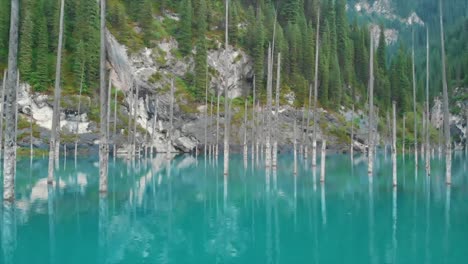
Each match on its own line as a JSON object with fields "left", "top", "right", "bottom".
{"left": 178, "top": 0, "right": 193, "bottom": 56}
{"left": 19, "top": 1, "right": 34, "bottom": 80}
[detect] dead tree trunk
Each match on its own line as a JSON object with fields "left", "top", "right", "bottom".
{"left": 293, "top": 118, "right": 297, "bottom": 175}
{"left": 223, "top": 0, "right": 230, "bottom": 175}
{"left": 392, "top": 102, "right": 397, "bottom": 187}
{"left": 167, "top": 79, "right": 174, "bottom": 157}
{"left": 312, "top": 8, "right": 320, "bottom": 167}
{"left": 215, "top": 89, "right": 220, "bottom": 158}
{"left": 439, "top": 0, "right": 451, "bottom": 184}
{"left": 113, "top": 79, "right": 118, "bottom": 159}
{"left": 47, "top": 0, "right": 65, "bottom": 184}
{"left": 412, "top": 32, "right": 418, "bottom": 167}
{"left": 127, "top": 82, "right": 134, "bottom": 158}
{"left": 251, "top": 76, "right": 256, "bottom": 162}
{"left": 0, "top": 70, "right": 6, "bottom": 159}
{"left": 132, "top": 84, "right": 140, "bottom": 157}
{"left": 425, "top": 27, "right": 431, "bottom": 174}
{"left": 367, "top": 33, "right": 375, "bottom": 176}
{"left": 273, "top": 53, "right": 281, "bottom": 167}
{"left": 350, "top": 104, "right": 355, "bottom": 159}
{"left": 75, "top": 66, "right": 84, "bottom": 160}
{"left": 403, "top": 114, "right": 406, "bottom": 156}
{"left": 320, "top": 140, "right": 327, "bottom": 183}
{"left": 99, "top": 0, "right": 109, "bottom": 193}
{"left": 14, "top": 74, "right": 18, "bottom": 176}
{"left": 305, "top": 84, "right": 311, "bottom": 159}
{"left": 265, "top": 44, "right": 273, "bottom": 168}
{"left": 150, "top": 97, "right": 157, "bottom": 157}
{"left": 29, "top": 85, "right": 33, "bottom": 159}
{"left": 243, "top": 100, "right": 248, "bottom": 161}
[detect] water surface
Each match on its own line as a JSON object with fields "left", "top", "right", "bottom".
{"left": 1, "top": 152, "right": 467, "bottom": 264}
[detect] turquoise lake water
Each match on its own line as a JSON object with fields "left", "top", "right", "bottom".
{"left": 0, "top": 152, "right": 467, "bottom": 264}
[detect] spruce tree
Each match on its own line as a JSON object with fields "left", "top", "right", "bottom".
{"left": 34, "top": 5, "right": 50, "bottom": 92}
{"left": 178, "top": 0, "right": 193, "bottom": 56}
{"left": 19, "top": 1, "right": 34, "bottom": 80}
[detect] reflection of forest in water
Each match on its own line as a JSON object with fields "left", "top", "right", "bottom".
{"left": 1, "top": 153, "right": 468, "bottom": 263}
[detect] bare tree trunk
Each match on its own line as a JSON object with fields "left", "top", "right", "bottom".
{"left": 412, "top": 32, "right": 418, "bottom": 167}
{"left": 439, "top": 0, "right": 451, "bottom": 184}
{"left": 367, "top": 33, "right": 375, "bottom": 176}
{"left": 293, "top": 119, "right": 297, "bottom": 175}
{"left": 204, "top": 64, "right": 208, "bottom": 157}
{"left": 167, "top": 79, "right": 174, "bottom": 157}
{"left": 256, "top": 101, "right": 260, "bottom": 162}
{"left": 132, "top": 84, "right": 140, "bottom": 157}
{"left": 273, "top": 53, "right": 281, "bottom": 168}
{"left": 392, "top": 102, "right": 397, "bottom": 187}
{"left": 47, "top": 0, "right": 65, "bottom": 184}
{"left": 243, "top": 100, "right": 248, "bottom": 161}
{"left": 425, "top": 28, "right": 431, "bottom": 175}
{"left": 127, "top": 82, "right": 134, "bottom": 158}
{"left": 215, "top": 89, "right": 220, "bottom": 158}
{"left": 30, "top": 85, "right": 33, "bottom": 159}
{"left": 403, "top": 114, "right": 406, "bottom": 156}
{"left": 99, "top": 0, "right": 109, "bottom": 193}
{"left": 223, "top": 0, "right": 230, "bottom": 175}
{"left": 14, "top": 74, "right": 18, "bottom": 177}
{"left": 0, "top": 70, "right": 6, "bottom": 159}
{"left": 320, "top": 140, "right": 327, "bottom": 183}
{"left": 265, "top": 45, "right": 273, "bottom": 168}
{"left": 75, "top": 66, "right": 84, "bottom": 160}
{"left": 144, "top": 96, "right": 150, "bottom": 157}
{"left": 3, "top": 0, "right": 19, "bottom": 201}
{"left": 300, "top": 108, "right": 305, "bottom": 156}
{"left": 150, "top": 97, "right": 157, "bottom": 156}
{"left": 113, "top": 78, "right": 118, "bottom": 159}
{"left": 350, "top": 104, "right": 355, "bottom": 159}
{"left": 209, "top": 95, "right": 213, "bottom": 159}
{"left": 251, "top": 76, "right": 256, "bottom": 162}
{"left": 312, "top": 9, "right": 320, "bottom": 168}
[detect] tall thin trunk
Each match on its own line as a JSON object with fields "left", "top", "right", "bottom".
{"left": 215, "top": 89, "right": 220, "bottom": 157}
{"left": 107, "top": 78, "right": 111, "bottom": 142}
{"left": 412, "top": 32, "right": 418, "bottom": 167}
{"left": 256, "top": 101, "right": 260, "bottom": 162}
{"left": 320, "top": 140, "right": 327, "bottom": 182}
{"left": 113, "top": 78, "right": 118, "bottom": 159}
{"left": 0, "top": 70, "right": 6, "bottom": 159}
{"left": 127, "top": 82, "right": 134, "bottom": 157}
{"left": 30, "top": 85, "right": 33, "bottom": 158}
{"left": 14, "top": 74, "right": 18, "bottom": 177}
{"left": 439, "top": 0, "right": 451, "bottom": 184}
{"left": 305, "top": 81, "right": 312, "bottom": 160}
{"left": 47, "top": 0, "right": 65, "bottom": 184}
{"left": 273, "top": 53, "right": 281, "bottom": 167}
{"left": 293, "top": 119, "right": 297, "bottom": 175}
{"left": 312, "top": 8, "right": 320, "bottom": 167}
{"left": 392, "top": 102, "right": 397, "bottom": 187}
{"left": 144, "top": 96, "right": 149, "bottom": 157}
{"left": 367, "top": 33, "right": 375, "bottom": 176}
{"left": 167, "top": 79, "right": 174, "bottom": 157}
{"left": 251, "top": 76, "right": 256, "bottom": 162}
{"left": 204, "top": 63, "right": 208, "bottom": 156}
{"left": 243, "top": 100, "right": 248, "bottom": 161}
{"left": 150, "top": 97, "right": 157, "bottom": 156}
{"left": 403, "top": 114, "right": 406, "bottom": 156}
{"left": 75, "top": 66, "right": 84, "bottom": 160}
{"left": 99, "top": 0, "right": 109, "bottom": 193}
{"left": 425, "top": 27, "right": 431, "bottom": 174}
{"left": 223, "top": 0, "right": 230, "bottom": 175}
{"left": 265, "top": 44, "right": 273, "bottom": 168}
{"left": 300, "top": 108, "right": 305, "bottom": 156}
{"left": 350, "top": 104, "right": 354, "bottom": 158}
{"left": 132, "top": 84, "right": 140, "bottom": 157}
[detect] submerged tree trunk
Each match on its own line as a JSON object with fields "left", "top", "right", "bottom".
{"left": 367, "top": 34, "right": 375, "bottom": 176}
{"left": 215, "top": 89, "right": 220, "bottom": 158}
{"left": 425, "top": 27, "right": 431, "bottom": 174}
{"left": 47, "top": 0, "right": 65, "bottom": 184}
{"left": 412, "top": 33, "right": 418, "bottom": 167}
{"left": 403, "top": 114, "right": 406, "bottom": 156}
{"left": 204, "top": 64, "right": 208, "bottom": 157}
{"left": 30, "top": 86, "right": 33, "bottom": 159}
{"left": 99, "top": 0, "right": 109, "bottom": 193}
{"left": 14, "top": 74, "right": 18, "bottom": 177}
{"left": 113, "top": 79, "right": 118, "bottom": 159}
{"left": 167, "top": 79, "right": 174, "bottom": 157}
{"left": 439, "top": 0, "right": 451, "bottom": 184}
{"left": 320, "top": 140, "right": 327, "bottom": 183}
{"left": 312, "top": 8, "right": 320, "bottom": 167}
{"left": 265, "top": 45, "right": 273, "bottom": 168}
{"left": 132, "top": 84, "right": 140, "bottom": 157}
{"left": 243, "top": 100, "right": 248, "bottom": 161}
{"left": 350, "top": 104, "right": 355, "bottom": 159}
{"left": 273, "top": 53, "right": 281, "bottom": 167}
{"left": 251, "top": 76, "right": 256, "bottom": 162}
{"left": 223, "top": 0, "right": 230, "bottom": 175}
{"left": 305, "top": 83, "right": 312, "bottom": 160}
{"left": 293, "top": 119, "right": 297, "bottom": 175}
{"left": 392, "top": 102, "right": 397, "bottom": 187}
{"left": 75, "top": 67, "right": 84, "bottom": 160}
{"left": 150, "top": 97, "right": 157, "bottom": 156}
{"left": 127, "top": 82, "right": 134, "bottom": 158}
{"left": 0, "top": 70, "right": 6, "bottom": 159}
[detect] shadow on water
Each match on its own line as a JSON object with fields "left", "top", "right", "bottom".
{"left": 0, "top": 151, "right": 466, "bottom": 263}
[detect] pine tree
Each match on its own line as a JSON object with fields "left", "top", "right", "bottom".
{"left": 229, "top": 0, "right": 239, "bottom": 46}
{"left": 0, "top": 0, "right": 10, "bottom": 67}
{"left": 178, "top": 0, "right": 193, "bottom": 56}
{"left": 33, "top": 4, "right": 50, "bottom": 92}
{"left": 19, "top": 1, "right": 34, "bottom": 80}
{"left": 140, "top": 0, "right": 154, "bottom": 45}
{"left": 194, "top": 37, "right": 207, "bottom": 99}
